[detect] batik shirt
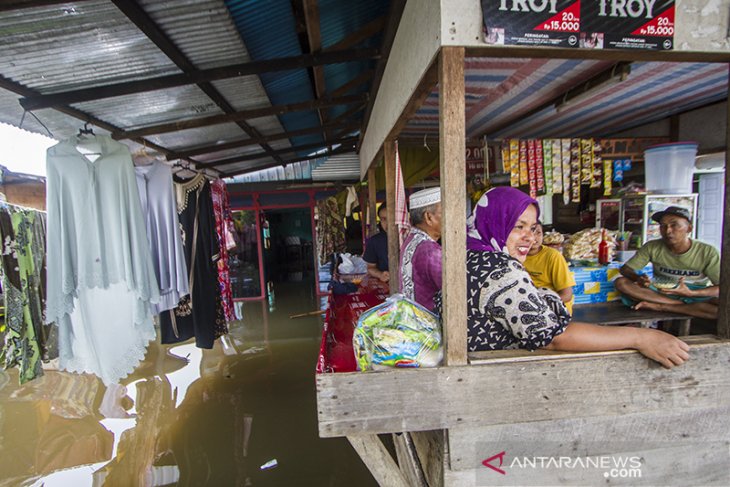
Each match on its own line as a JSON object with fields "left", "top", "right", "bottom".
{"left": 464, "top": 250, "right": 570, "bottom": 352}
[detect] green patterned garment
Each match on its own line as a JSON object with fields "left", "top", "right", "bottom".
{"left": 0, "top": 206, "right": 52, "bottom": 384}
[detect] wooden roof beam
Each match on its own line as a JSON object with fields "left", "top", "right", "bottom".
{"left": 111, "top": 0, "right": 283, "bottom": 164}
{"left": 302, "top": 0, "right": 328, "bottom": 137}
{"left": 199, "top": 136, "right": 359, "bottom": 169}
{"left": 168, "top": 121, "right": 360, "bottom": 160}
{"left": 112, "top": 93, "right": 366, "bottom": 139}
{"left": 18, "top": 47, "right": 379, "bottom": 110}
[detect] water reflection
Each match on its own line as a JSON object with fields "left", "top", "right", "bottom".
{"left": 0, "top": 280, "right": 375, "bottom": 486}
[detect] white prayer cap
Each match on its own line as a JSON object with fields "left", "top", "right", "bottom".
{"left": 409, "top": 187, "right": 441, "bottom": 209}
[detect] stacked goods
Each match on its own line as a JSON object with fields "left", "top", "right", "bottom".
{"left": 572, "top": 262, "right": 653, "bottom": 305}
{"left": 542, "top": 230, "right": 565, "bottom": 251}
{"left": 353, "top": 295, "right": 443, "bottom": 371}
{"left": 563, "top": 228, "right": 617, "bottom": 262}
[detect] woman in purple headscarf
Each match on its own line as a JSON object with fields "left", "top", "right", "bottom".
{"left": 462, "top": 187, "right": 689, "bottom": 369}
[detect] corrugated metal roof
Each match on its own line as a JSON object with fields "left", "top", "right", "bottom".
{"left": 312, "top": 151, "right": 360, "bottom": 181}
{"left": 225, "top": 0, "right": 322, "bottom": 151}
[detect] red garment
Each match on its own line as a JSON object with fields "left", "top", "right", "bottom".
{"left": 210, "top": 179, "right": 236, "bottom": 322}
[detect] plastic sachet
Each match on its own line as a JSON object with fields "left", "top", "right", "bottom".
{"left": 353, "top": 294, "right": 443, "bottom": 371}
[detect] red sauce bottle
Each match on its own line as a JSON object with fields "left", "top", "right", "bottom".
{"left": 598, "top": 229, "right": 610, "bottom": 265}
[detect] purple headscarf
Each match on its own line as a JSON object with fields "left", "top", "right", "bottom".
{"left": 466, "top": 187, "right": 539, "bottom": 252}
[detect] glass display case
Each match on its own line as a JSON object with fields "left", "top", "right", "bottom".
{"left": 595, "top": 198, "right": 622, "bottom": 230}
{"left": 620, "top": 193, "right": 698, "bottom": 249}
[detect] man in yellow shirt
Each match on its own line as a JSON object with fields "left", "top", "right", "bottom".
{"left": 524, "top": 222, "right": 575, "bottom": 313}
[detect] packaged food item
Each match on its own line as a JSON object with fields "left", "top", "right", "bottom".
{"left": 563, "top": 228, "right": 617, "bottom": 262}
{"left": 535, "top": 139, "right": 545, "bottom": 194}
{"left": 551, "top": 139, "right": 563, "bottom": 194}
{"left": 603, "top": 159, "right": 613, "bottom": 196}
{"left": 570, "top": 139, "right": 581, "bottom": 203}
{"left": 519, "top": 140, "right": 529, "bottom": 186}
{"left": 527, "top": 139, "right": 537, "bottom": 198}
{"left": 510, "top": 139, "right": 520, "bottom": 187}
{"left": 543, "top": 139, "right": 553, "bottom": 195}
{"left": 561, "top": 139, "right": 571, "bottom": 204}
{"left": 353, "top": 294, "right": 443, "bottom": 371}
{"left": 542, "top": 231, "right": 565, "bottom": 246}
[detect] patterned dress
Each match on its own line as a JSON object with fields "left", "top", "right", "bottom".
{"left": 159, "top": 174, "right": 227, "bottom": 348}
{"left": 210, "top": 179, "right": 235, "bottom": 323}
{"left": 315, "top": 198, "right": 346, "bottom": 266}
{"left": 0, "top": 206, "right": 53, "bottom": 383}
{"left": 459, "top": 250, "right": 570, "bottom": 352}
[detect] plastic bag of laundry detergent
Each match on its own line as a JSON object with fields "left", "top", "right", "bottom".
{"left": 353, "top": 294, "right": 442, "bottom": 371}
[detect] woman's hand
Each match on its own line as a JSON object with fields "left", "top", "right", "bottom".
{"left": 634, "top": 328, "right": 690, "bottom": 369}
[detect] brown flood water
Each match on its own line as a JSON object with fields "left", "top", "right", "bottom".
{"left": 0, "top": 279, "right": 376, "bottom": 486}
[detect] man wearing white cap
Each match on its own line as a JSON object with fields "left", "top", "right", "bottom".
{"left": 400, "top": 187, "right": 442, "bottom": 312}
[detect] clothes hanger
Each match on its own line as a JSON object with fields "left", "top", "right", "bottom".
{"left": 75, "top": 123, "right": 102, "bottom": 160}
{"left": 77, "top": 122, "right": 95, "bottom": 138}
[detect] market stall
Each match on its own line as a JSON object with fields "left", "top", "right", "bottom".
{"left": 316, "top": 0, "right": 730, "bottom": 485}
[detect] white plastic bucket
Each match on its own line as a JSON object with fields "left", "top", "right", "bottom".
{"left": 644, "top": 142, "right": 698, "bottom": 194}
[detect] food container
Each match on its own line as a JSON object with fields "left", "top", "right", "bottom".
{"left": 644, "top": 142, "right": 698, "bottom": 194}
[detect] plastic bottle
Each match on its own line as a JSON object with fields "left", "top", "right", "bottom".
{"left": 598, "top": 229, "right": 610, "bottom": 265}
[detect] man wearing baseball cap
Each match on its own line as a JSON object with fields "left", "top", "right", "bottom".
{"left": 614, "top": 206, "right": 720, "bottom": 320}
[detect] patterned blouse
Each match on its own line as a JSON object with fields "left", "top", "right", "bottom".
{"left": 462, "top": 250, "right": 570, "bottom": 352}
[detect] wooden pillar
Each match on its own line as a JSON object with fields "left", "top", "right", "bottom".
{"left": 439, "top": 46, "right": 468, "bottom": 365}
{"left": 717, "top": 76, "right": 730, "bottom": 339}
{"left": 368, "top": 166, "right": 377, "bottom": 238}
{"left": 384, "top": 140, "right": 400, "bottom": 293}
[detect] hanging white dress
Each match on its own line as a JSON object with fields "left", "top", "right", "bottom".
{"left": 135, "top": 161, "right": 189, "bottom": 313}
{"left": 45, "top": 135, "right": 160, "bottom": 385}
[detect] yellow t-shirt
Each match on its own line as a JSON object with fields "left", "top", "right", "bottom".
{"left": 524, "top": 246, "right": 576, "bottom": 313}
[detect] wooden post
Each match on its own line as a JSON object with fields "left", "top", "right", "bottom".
{"left": 717, "top": 77, "right": 730, "bottom": 339}
{"left": 438, "top": 46, "right": 468, "bottom": 365}
{"left": 384, "top": 140, "right": 400, "bottom": 293}
{"left": 368, "top": 166, "right": 378, "bottom": 238}
{"left": 347, "top": 435, "right": 409, "bottom": 486}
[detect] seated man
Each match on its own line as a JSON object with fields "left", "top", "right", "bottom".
{"left": 614, "top": 206, "right": 720, "bottom": 320}
{"left": 524, "top": 221, "right": 575, "bottom": 313}
{"left": 362, "top": 203, "right": 389, "bottom": 282}
{"left": 400, "top": 187, "right": 442, "bottom": 313}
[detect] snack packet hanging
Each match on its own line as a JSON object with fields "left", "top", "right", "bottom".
{"left": 353, "top": 294, "right": 443, "bottom": 371}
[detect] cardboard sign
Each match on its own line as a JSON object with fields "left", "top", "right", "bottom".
{"left": 482, "top": 0, "right": 581, "bottom": 48}
{"left": 580, "top": 0, "right": 675, "bottom": 50}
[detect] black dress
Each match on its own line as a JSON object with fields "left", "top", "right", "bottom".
{"left": 160, "top": 173, "right": 226, "bottom": 348}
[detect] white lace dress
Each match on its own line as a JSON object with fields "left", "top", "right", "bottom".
{"left": 45, "top": 135, "right": 160, "bottom": 385}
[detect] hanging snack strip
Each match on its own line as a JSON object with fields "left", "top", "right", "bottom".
{"left": 535, "top": 139, "right": 545, "bottom": 195}
{"left": 561, "top": 139, "right": 572, "bottom": 205}
{"left": 570, "top": 139, "right": 581, "bottom": 203}
{"left": 603, "top": 159, "right": 613, "bottom": 196}
{"left": 543, "top": 139, "right": 553, "bottom": 196}
{"left": 510, "top": 139, "right": 520, "bottom": 187}
{"left": 527, "top": 139, "right": 538, "bottom": 199}
{"left": 580, "top": 138, "right": 593, "bottom": 185}
{"left": 501, "top": 141, "right": 511, "bottom": 174}
{"left": 519, "top": 140, "right": 529, "bottom": 186}
{"left": 590, "top": 140, "right": 603, "bottom": 189}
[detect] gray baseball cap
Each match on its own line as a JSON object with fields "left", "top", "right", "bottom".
{"left": 651, "top": 206, "right": 691, "bottom": 223}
